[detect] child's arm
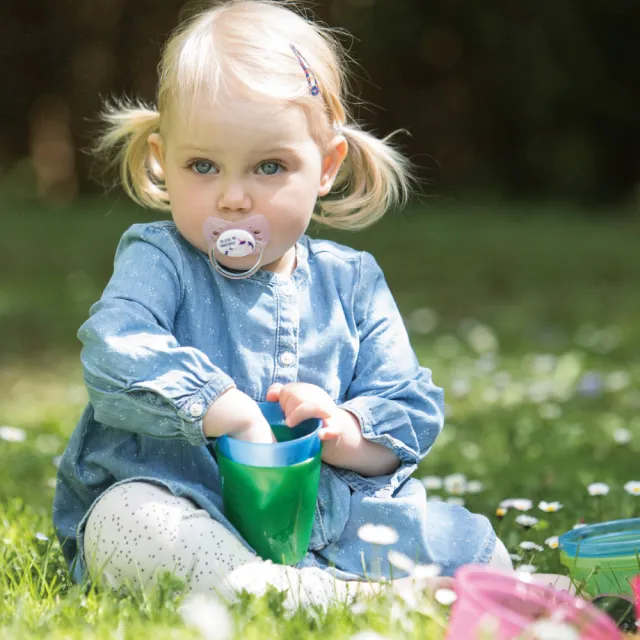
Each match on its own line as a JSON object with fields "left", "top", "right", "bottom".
{"left": 332, "top": 251, "right": 445, "bottom": 493}
{"left": 78, "top": 223, "right": 238, "bottom": 446}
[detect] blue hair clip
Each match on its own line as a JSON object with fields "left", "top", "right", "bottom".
{"left": 290, "top": 44, "right": 320, "bottom": 96}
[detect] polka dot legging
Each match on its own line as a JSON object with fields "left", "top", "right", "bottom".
{"left": 83, "top": 481, "right": 362, "bottom": 610}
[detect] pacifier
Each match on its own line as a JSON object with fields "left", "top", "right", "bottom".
{"left": 202, "top": 215, "right": 271, "bottom": 280}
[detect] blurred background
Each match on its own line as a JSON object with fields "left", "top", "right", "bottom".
{"left": 1, "top": 0, "right": 639, "bottom": 368}
{"left": 1, "top": 0, "right": 640, "bottom": 206}
{"left": 1, "top": 0, "right": 640, "bottom": 553}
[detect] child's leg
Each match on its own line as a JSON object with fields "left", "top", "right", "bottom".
{"left": 83, "top": 481, "right": 257, "bottom": 597}
{"left": 83, "top": 481, "right": 361, "bottom": 609}
{"left": 488, "top": 536, "right": 513, "bottom": 569}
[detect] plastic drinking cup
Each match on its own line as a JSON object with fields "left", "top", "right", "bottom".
{"left": 215, "top": 402, "right": 322, "bottom": 565}
{"left": 446, "top": 565, "right": 621, "bottom": 640}
{"left": 558, "top": 518, "right": 640, "bottom": 596}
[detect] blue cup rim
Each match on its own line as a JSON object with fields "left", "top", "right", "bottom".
{"left": 558, "top": 518, "right": 640, "bottom": 558}
{"left": 215, "top": 401, "right": 322, "bottom": 467}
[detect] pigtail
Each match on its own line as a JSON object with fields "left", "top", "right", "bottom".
{"left": 314, "top": 124, "right": 417, "bottom": 231}
{"left": 93, "top": 100, "right": 169, "bottom": 211}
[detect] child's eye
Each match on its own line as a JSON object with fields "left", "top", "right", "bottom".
{"left": 257, "top": 162, "right": 284, "bottom": 176}
{"left": 190, "top": 161, "right": 217, "bottom": 175}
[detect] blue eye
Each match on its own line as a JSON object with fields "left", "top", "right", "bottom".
{"left": 191, "top": 161, "right": 217, "bottom": 175}
{"left": 258, "top": 162, "right": 283, "bottom": 176}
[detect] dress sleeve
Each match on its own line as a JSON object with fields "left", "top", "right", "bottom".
{"left": 335, "top": 251, "right": 445, "bottom": 496}
{"left": 78, "top": 224, "right": 235, "bottom": 446}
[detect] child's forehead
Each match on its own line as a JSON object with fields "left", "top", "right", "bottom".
{"left": 168, "top": 95, "right": 311, "bottom": 146}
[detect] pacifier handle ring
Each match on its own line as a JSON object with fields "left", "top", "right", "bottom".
{"left": 208, "top": 242, "right": 265, "bottom": 280}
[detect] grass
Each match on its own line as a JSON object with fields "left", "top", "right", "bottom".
{"left": 1, "top": 195, "right": 639, "bottom": 637}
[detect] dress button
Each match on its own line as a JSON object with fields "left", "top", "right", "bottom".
{"left": 279, "top": 351, "right": 295, "bottom": 366}
{"left": 189, "top": 401, "right": 205, "bottom": 417}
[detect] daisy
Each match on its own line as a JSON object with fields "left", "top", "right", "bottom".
{"left": 434, "top": 588, "right": 457, "bottom": 606}
{"left": 387, "top": 550, "right": 415, "bottom": 573}
{"left": 420, "top": 476, "right": 443, "bottom": 490}
{"left": 180, "top": 593, "right": 233, "bottom": 640}
{"left": 545, "top": 536, "right": 559, "bottom": 549}
{"left": 466, "top": 480, "right": 485, "bottom": 494}
{"left": 538, "top": 501, "right": 563, "bottom": 513}
{"left": 500, "top": 498, "right": 533, "bottom": 511}
{"left": 624, "top": 481, "right": 640, "bottom": 496}
{"left": 496, "top": 507, "right": 507, "bottom": 520}
{"left": 515, "top": 515, "right": 538, "bottom": 529}
{"left": 517, "top": 564, "right": 537, "bottom": 574}
{"left": 613, "top": 428, "right": 632, "bottom": 445}
{"left": 357, "top": 524, "right": 399, "bottom": 546}
{"left": 444, "top": 473, "right": 467, "bottom": 495}
{"left": 587, "top": 482, "right": 610, "bottom": 496}
{"left": 446, "top": 497, "right": 465, "bottom": 507}
{"left": 519, "top": 541, "right": 543, "bottom": 552}
{"left": 0, "top": 426, "right": 26, "bottom": 442}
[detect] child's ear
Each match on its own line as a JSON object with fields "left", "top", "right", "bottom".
{"left": 318, "top": 135, "right": 348, "bottom": 197}
{"left": 147, "top": 133, "right": 166, "bottom": 174}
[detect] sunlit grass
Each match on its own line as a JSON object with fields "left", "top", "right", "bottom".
{"left": 1, "top": 196, "right": 639, "bottom": 637}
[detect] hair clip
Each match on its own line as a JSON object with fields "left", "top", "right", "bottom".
{"left": 290, "top": 44, "right": 320, "bottom": 97}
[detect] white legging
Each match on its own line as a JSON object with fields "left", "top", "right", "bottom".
{"left": 83, "top": 481, "right": 512, "bottom": 609}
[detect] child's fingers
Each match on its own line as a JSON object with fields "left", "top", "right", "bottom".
{"left": 285, "top": 402, "right": 331, "bottom": 428}
{"left": 265, "top": 384, "right": 284, "bottom": 402}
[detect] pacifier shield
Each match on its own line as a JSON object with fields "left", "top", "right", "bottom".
{"left": 216, "top": 229, "right": 257, "bottom": 257}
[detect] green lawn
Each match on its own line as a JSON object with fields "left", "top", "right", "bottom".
{"left": 1, "top": 196, "right": 639, "bottom": 637}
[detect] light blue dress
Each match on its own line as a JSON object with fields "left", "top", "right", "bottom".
{"left": 52, "top": 221, "right": 496, "bottom": 584}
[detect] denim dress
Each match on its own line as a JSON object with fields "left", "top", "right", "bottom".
{"left": 52, "top": 221, "right": 496, "bottom": 584}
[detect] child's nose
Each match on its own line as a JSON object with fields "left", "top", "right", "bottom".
{"left": 218, "top": 182, "right": 252, "bottom": 212}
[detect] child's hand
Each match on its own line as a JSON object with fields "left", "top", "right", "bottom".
{"left": 265, "top": 382, "right": 343, "bottom": 441}
{"left": 203, "top": 388, "right": 276, "bottom": 443}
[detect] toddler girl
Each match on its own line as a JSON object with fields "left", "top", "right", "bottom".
{"left": 53, "top": 0, "right": 512, "bottom": 610}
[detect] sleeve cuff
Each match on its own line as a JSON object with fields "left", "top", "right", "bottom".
{"left": 334, "top": 397, "right": 419, "bottom": 497}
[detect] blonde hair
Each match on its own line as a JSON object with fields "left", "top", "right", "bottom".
{"left": 95, "top": 0, "right": 416, "bottom": 230}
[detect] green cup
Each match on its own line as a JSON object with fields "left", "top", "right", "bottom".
{"left": 215, "top": 403, "right": 322, "bottom": 565}
{"left": 559, "top": 518, "right": 640, "bottom": 596}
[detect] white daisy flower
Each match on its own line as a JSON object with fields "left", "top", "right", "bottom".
{"left": 516, "top": 564, "right": 537, "bottom": 574}
{"left": 613, "top": 428, "right": 632, "bottom": 445}
{"left": 466, "top": 480, "right": 485, "bottom": 494}
{"left": 519, "top": 541, "right": 543, "bottom": 552}
{"left": 545, "top": 536, "right": 559, "bottom": 549}
{"left": 420, "top": 476, "right": 443, "bottom": 490}
{"left": 434, "top": 588, "right": 457, "bottom": 606}
{"left": 0, "top": 426, "right": 26, "bottom": 442}
{"left": 426, "top": 495, "right": 443, "bottom": 503}
{"left": 538, "top": 501, "right": 563, "bottom": 512}
{"left": 357, "top": 524, "right": 399, "bottom": 546}
{"left": 35, "top": 532, "right": 49, "bottom": 542}
{"left": 500, "top": 498, "right": 533, "bottom": 511}
{"left": 515, "top": 515, "right": 538, "bottom": 528}
{"left": 526, "top": 619, "right": 579, "bottom": 640}
{"left": 180, "top": 593, "right": 233, "bottom": 640}
{"left": 444, "top": 473, "right": 467, "bottom": 495}
{"left": 446, "top": 497, "right": 465, "bottom": 507}
{"left": 587, "top": 482, "right": 610, "bottom": 496}
{"left": 387, "top": 550, "right": 415, "bottom": 573}
{"left": 624, "top": 481, "right": 640, "bottom": 496}
{"left": 509, "top": 553, "right": 523, "bottom": 562}
{"left": 411, "top": 563, "right": 441, "bottom": 579}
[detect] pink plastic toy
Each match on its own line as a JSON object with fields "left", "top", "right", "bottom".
{"left": 446, "top": 566, "right": 621, "bottom": 640}
{"left": 633, "top": 575, "right": 640, "bottom": 620}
